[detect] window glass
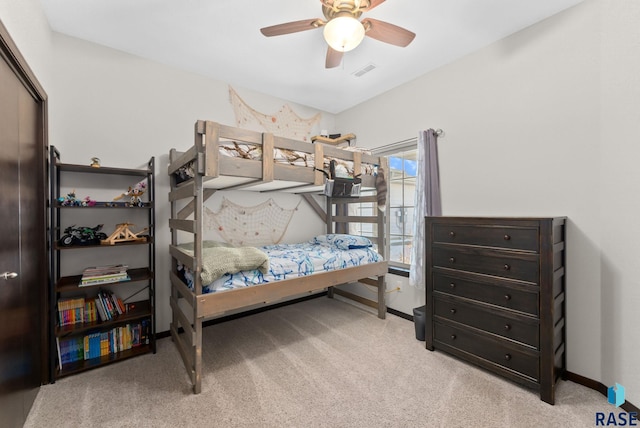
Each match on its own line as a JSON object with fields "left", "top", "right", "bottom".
{"left": 386, "top": 148, "right": 417, "bottom": 268}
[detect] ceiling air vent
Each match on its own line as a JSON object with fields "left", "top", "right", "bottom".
{"left": 353, "top": 63, "right": 376, "bottom": 77}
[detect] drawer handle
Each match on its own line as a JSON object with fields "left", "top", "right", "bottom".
{"left": 449, "top": 257, "right": 456, "bottom": 263}
{"left": 450, "top": 308, "right": 457, "bottom": 315}
{"left": 450, "top": 334, "right": 457, "bottom": 340}
{"left": 504, "top": 354, "right": 512, "bottom": 361}
{"left": 449, "top": 231, "right": 455, "bottom": 238}
{"left": 504, "top": 324, "right": 511, "bottom": 331}
{"left": 503, "top": 264, "right": 510, "bottom": 271}
{"left": 449, "top": 283, "right": 456, "bottom": 289}
{"left": 504, "top": 234, "right": 511, "bottom": 241}
{"left": 504, "top": 294, "right": 512, "bottom": 301}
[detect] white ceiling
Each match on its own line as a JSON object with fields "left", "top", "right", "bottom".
{"left": 38, "top": 0, "right": 584, "bottom": 114}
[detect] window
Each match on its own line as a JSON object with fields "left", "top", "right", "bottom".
{"left": 373, "top": 139, "right": 417, "bottom": 269}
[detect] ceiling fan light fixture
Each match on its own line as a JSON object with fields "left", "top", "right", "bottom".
{"left": 323, "top": 15, "right": 365, "bottom": 52}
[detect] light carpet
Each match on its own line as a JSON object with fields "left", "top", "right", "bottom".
{"left": 25, "top": 297, "right": 611, "bottom": 427}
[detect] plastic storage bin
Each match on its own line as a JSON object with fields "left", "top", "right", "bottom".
{"left": 413, "top": 305, "right": 426, "bottom": 341}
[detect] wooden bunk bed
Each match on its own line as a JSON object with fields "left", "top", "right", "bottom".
{"left": 168, "top": 120, "right": 389, "bottom": 393}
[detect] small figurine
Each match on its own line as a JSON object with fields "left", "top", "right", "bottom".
{"left": 58, "top": 190, "right": 82, "bottom": 206}
{"left": 81, "top": 196, "right": 97, "bottom": 207}
{"left": 113, "top": 179, "right": 147, "bottom": 207}
{"left": 90, "top": 157, "right": 101, "bottom": 168}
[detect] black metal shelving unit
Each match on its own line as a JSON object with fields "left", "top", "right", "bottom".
{"left": 48, "top": 146, "right": 156, "bottom": 381}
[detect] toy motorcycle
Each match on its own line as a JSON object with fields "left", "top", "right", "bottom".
{"left": 59, "top": 224, "right": 108, "bottom": 246}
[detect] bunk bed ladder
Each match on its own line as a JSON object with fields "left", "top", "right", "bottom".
{"left": 325, "top": 193, "right": 387, "bottom": 319}
{"left": 167, "top": 122, "right": 216, "bottom": 394}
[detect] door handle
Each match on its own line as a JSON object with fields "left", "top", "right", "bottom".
{"left": 2, "top": 272, "right": 18, "bottom": 280}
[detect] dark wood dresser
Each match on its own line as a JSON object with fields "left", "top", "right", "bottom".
{"left": 425, "top": 217, "right": 566, "bottom": 405}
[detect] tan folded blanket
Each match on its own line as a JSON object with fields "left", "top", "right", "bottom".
{"left": 178, "top": 241, "right": 269, "bottom": 284}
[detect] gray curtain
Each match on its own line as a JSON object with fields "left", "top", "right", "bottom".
{"left": 409, "top": 129, "right": 442, "bottom": 289}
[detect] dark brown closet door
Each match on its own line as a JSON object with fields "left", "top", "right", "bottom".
{"left": 0, "top": 54, "right": 25, "bottom": 428}
{"left": 0, "top": 40, "right": 45, "bottom": 428}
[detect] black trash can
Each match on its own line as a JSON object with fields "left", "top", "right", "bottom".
{"left": 413, "top": 305, "right": 426, "bottom": 341}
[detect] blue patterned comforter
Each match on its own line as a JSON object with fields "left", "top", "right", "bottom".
{"left": 180, "top": 236, "right": 382, "bottom": 294}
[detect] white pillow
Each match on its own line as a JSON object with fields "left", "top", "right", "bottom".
{"left": 311, "top": 234, "right": 373, "bottom": 250}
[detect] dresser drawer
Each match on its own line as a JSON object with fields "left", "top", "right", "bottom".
{"left": 432, "top": 247, "right": 539, "bottom": 283}
{"left": 433, "top": 272, "right": 539, "bottom": 316}
{"left": 433, "top": 223, "right": 538, "bottom": 252}
{"left": 433, "top": 295, "right": 539, "bottom": 348}
{"left": 434, "top": 322, "right": 539, "bottom": 381}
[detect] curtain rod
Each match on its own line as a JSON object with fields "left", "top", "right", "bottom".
{"left": 371, "top": 129, "right": 444, "bottom": 154}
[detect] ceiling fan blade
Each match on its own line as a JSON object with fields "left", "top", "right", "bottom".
{"left": 326, "top": 47, "right": 344, "bottom": 68}
{"left": 260, "top": 19, "right": 323, "bottom": 37}
{"left": 361, "top": 0, "right": 386, "bottom": 11}
{"left": 362, "top": 18, "right": 416, "bottom": 47}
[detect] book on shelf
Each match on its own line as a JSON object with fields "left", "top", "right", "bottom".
{"left": 82, "top": 264, "right": 128, "bottom": 276}
{"left": 80, "top": 264, "right": 129, "bottom": 286}
{"left": 57, "top": 320, "right": 151, "bottom": 364}
{"left": 94, "top": 297, "right": 108, "bottom": 322}
{"left": 57, "top": 336, "right": 84, "bottom": 368}
{"left": 80, "top": 274, "right": 130, "bottom": 286}
{"left": 84, "top": 300, "right": 97, "bottom": 323}
{"left": 95, "top": 295, "right": 111, "bottom": 322}
{"left": 57, "top": 297, "right": 85, "bottom": 326}
{"left": 55, "top": 337, "right": 62, "bottom": 369}
{"left": 94, "top": 289, "right": 127, "bottom": 322}
{"left": 83, "top": 335, "right": 89, "bottom": 360}
{"left": 100, "top": 289, "right": 116, "bottom": 318}
{"left": 141, "top": 319, "right": 150, "bottom": 345}
{"left": 57, "top": 297, "right": 98, "bottom": 326}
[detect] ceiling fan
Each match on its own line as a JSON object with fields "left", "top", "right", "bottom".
{"left": 260, "top": 0, "right": 416, "bottom": 68}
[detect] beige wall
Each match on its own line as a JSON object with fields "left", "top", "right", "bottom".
{"left": 338, "top": 0, "right": 640, "bottom": 404}
{"left": 599, "top": 0, "right": 640, "bottom": 402}
{"left": 0, "top": 0, "right": 52, "bottom": 91}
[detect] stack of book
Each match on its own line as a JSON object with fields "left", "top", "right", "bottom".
{"left": 57, "top": 298, "right": 98, "bottom": 328}
{"left": 81, "top": 322, "right": 149, "bottom": 359}
{"left": 57, "top": 297, "right": 86, "bottom": 326}
{"left": 94, "top": 289, "right": 126, "bottom": 322}
{"left": 56, "top": 336, "right": 84, "bottom": 368}
{"left": 80, "top": 264, "right": 130, "bottom": 286}
{"left": 56, "top": 319, "right": 151, "bottom": 368}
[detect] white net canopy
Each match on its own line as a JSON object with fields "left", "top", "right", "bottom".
{"left": 229, "top": 86, "right": 321, "bottom": 142}
{"left": 205, "top": 197, "right": 299, "bottom": 246}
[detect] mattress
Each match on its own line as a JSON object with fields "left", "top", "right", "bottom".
{"left": 174, "top": 142, "right": 376, "bottom": 183}
{"left": 178, "top": 235, "right": 382, "bottom": 294}
{"left": 219, "top": 141, "right": 374, "bottom": 173}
